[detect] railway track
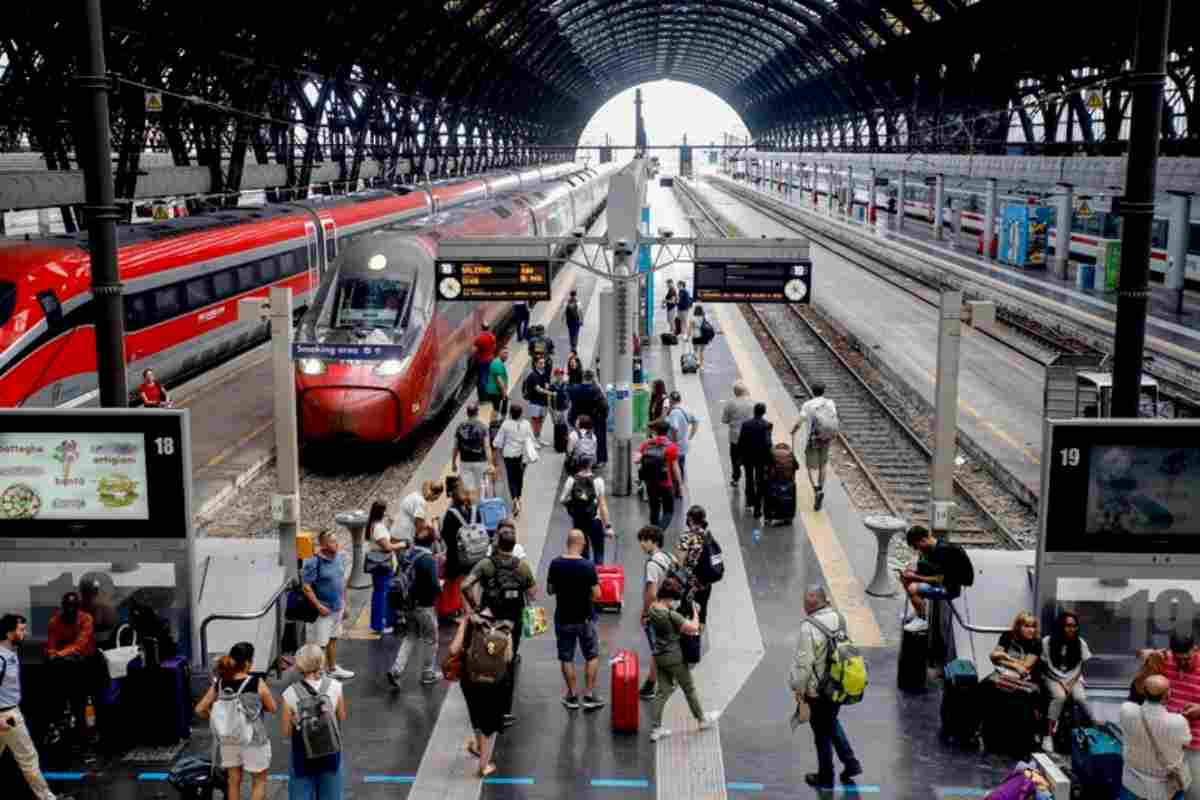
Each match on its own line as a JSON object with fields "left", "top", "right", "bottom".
{"left": 676, "top": 178, "right": 1027, "bottom": 550}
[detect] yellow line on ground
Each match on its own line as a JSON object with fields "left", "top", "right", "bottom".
{"left": 204, "top": 417, "right": 274, "bottom": 468}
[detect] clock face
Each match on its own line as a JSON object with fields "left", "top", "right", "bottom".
{"left": 784, "top": 278, "right": 808, "bottom": 302}
{"left": 439, "top": 277, "right": 462, "bottom": 300}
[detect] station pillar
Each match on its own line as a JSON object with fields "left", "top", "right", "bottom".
{"left": 950, "top": 198, "right": 962, "bottom": 249}
{"left": 270, "top": 287, "right": 300, "bottom": 576}
{"left": 983, "top": 178, "right": 998, "bottom": 260}
{"left": 931, "top": 289, "right": 963, "bottom": 535}
{"left": 1166, "top": 191, "right": 1192, "bottom": 314}
{"left": 827, "top": 164, "right": 836, "bottom": 215}
{"left": 933, "top": 174, "right": 946, "bottom": 241}
{"left": 846, "top": 166, "right": 854, "bottom": 219}
{"left": 896, "top": 171, "right": 907, "bottom": 233}
{"left": 867, "top": 168, "right": 877, "bottom": 230}
{"left": 1054, "top": 182, "right": 1073, "bottom": 281}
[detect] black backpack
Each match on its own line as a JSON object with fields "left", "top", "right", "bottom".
{"left": 566, "top": 475, "right": 599, "bottom": 524}
{"left": 483, "top": 557, "right": 527, "bottom": 618}
{"left": 694, "top": 531, "right": 725, "bottom": 584}
{"left": 565, "top": 300, "right": 582, "bottom": 327}
{"left": 699, "top": 318, "right": 715, "bottom": 343}
{"left": 942, "top": 544, "right": 975, "bottom": 590}
{"left": 455, "top": 421, "right": 486, "bottom": 460}
{"left": 639, "top": 442, "right": 669, "bottom": 484}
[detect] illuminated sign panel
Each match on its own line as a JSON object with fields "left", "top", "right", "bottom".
{"left": 693, "top": 261, "right": 812, "bottom": 304}
{"left": 436, "top": 261, "right": 551, "bottom": 301}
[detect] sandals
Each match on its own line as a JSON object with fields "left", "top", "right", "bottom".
{"left": 479, "top": 762, "right": 497, "bottom": 778}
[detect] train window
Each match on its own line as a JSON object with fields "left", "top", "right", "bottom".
{"left": 212, "top": 271, "right": 236, "bottom": 299}
{"left": 236, "top": 264, "right": 259, "bottom": 292}
{"left": 0, "top": 281, "right": 15, "bottom": 327}
{"left": 37, "top": 291, "right": 61, "bottom": 320}
{"left": 325, "top": 233, "right": 337, "bottom": 262}
{"left": 326, "top": 277, "right": 409, "bottom": 329}
{"left": 124, "top": 294, "right": 149, "bottom": 330}
{"left": 259, "top": 257, "right": 279, "bottom": 282}
{"left": 286, "top": 248, "right": 306, "bottom": 275}
{"left": 492, "top": 206, "right": 511, "bottom": 218}
{"left": 186, "top": 277, "right": 213, "bottom": 308}
{"left": 278, "top": 251, "right": 296, "bottom": 277}
{"left": 1151, "top": 218, "right": 1169, "bottom": 250}
{"left": 153, "top": 286, "right": 182, "bottom": 320}
{"left": 1190, "top": 224, "right": 1200, "bottom": 256}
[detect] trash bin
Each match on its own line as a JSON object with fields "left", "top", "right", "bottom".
{"left": 633, "top": 384, "right": 649, "bottom": 434}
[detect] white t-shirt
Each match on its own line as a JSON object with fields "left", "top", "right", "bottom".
{"left": 282, "top": 675, "right": 344, "bottom": 716}
{"left": 393, "top": 492, "right": 427, "bottom": 541}
{"left": 370, "top": 521, "right": 392, "bottom": 551}
{"left": 799, "top": 397, "right": 836, "bottom": 450}
{"left": 1041, "top": 635, "right": 1093, "bottom": 682}
{"left": 494, "top": 419, "right": 534, "bottom": 459}
{"left": 645, "top": 550, "right": 672, "bottom": 586}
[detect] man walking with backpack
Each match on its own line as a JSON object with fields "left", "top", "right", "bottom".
{"left": 679, "top": 506, "right": 724, "bottom": 631}
{"left": 564, "top": 290, "right": 584, "bottom": 352}
{"left": 452, "top": 404, "right": 495, "bottom": 496}
{"left": 636, "top": 420, "right": 682, "bottom": 531}
{"left": 788, "top": 585, "right": 864, "bottom": 789}
{"left": 793, "top": 382, "right": 839, "bottom": 511}
{"left": 387, "top": 524, "right": 443, "bottom": 687}
{"left": 560, "top": 457, "right": 614, "bottom": 565}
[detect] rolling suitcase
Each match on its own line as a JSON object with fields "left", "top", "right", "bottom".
{"left": 554, "top": 420, "right": 569, "bottom": 454}
{"left": 763, "top": 480, "right": 797, "bottom": 523}
{"left": 680, "top": 352, "right": 699, "bottom": 374}
{"left": 126, "top": 655, "right": 192, "bottom": 746}
{"left": 596, "top": 565, "right": 625, "bottom": 612}
{"left": 1071, "top": 724, "right": 1123, "bottom": 800}
{"left": 611, "top": 649, "right": 639, "bottom": 733}
{"left": 897, "top": 629, "right": 928, "bottom": 693}
{"left": 436, "top": 575, "right": 465, "bottom": 620}
{"left": 939, "top": 659, "right": 980, "bottom": 745}
{"left": 476, "top": 473, "right": 508, "bottom": 532}
{"left": 660, "top": 332, "right": 678, "bottom": 346}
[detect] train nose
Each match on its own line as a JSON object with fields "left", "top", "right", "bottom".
{"left": 299, "top": 387, "right": 401, "bottom": 442}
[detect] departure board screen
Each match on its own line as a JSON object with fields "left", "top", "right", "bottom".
{"left": 693, "top": 261, "right": 812, "bottom": 304}
{"left": 436, "top": 261, "right": 551, "bottom": 302}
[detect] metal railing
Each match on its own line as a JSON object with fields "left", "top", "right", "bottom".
{"left": 199, "top": 578, "right": 293, "bottom": 678}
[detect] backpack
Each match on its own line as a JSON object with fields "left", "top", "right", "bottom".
{"left": 455, "top": 421, "right": 486, "bottom": 460}
{"left": 639, "top": 442, "right": 669, "bottom": 485}
{"left": 566, "top": 475, "right": 599, "bottom": 524}
{"left": 806, "top": 612, "right": 868, "bottom": 705}
{"left": 770, "top": 443, "right": 799, "bottom": 483}
{"left": 393, "top": 550, "right": 420, "bottom": 612}
{"left": 210, "top": 676, "right": 256, "bottom": 746}
{"left": 941, "top": 543, "right": 975, "bottom": 589}
{"left": 809, "top": 399, "right": 840, "bottom": 446}
{"left": 678, "top": 288, "right": 692, "bottom": 309}
{"left": 466, "top": 615, "right": 514, "bottom": 684}
{"left": 699, "top": 318, "right": 715, "bottom": 343}
{"left": 568, "top": 430, "right": 598, "bottom": 472}
{"left": 482, "top": 556, "right": 527, "bottom": 618}
{"left": 450, "top": 506, "right": 490, "bottom": 570}
{"left": 694, "top": 531, "right": 725, "bottom": 584}
{"left": 565, "top": 300, "right": 582, "bottom": 327}
{"left": 295, "top": 677, "right": 342, "bottom": 759}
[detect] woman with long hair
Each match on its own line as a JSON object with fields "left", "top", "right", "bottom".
{"left": 566, "top": 351, "right": 584, "bottom": 386}
{"left": 648, "top": 379, "right": 668, "bottom": 426}
{"left": 688, "top": 305, "right": 712, "bottom": 370}
{"left": 194, "top": 642, "right": 277, "bottom": 800}
{"left": 1041, "top": 611, "right": 1092, "bottom": 752}
{"left": 991, "top": 611, "right": 1041, "bottom": 679}
{"left": 366, "top": 500, "right": 405, "bottom": 635}
{"left": 492, "top": 403, "right": 535, "bottom": 517}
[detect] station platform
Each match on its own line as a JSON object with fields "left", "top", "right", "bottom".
{"left": 30, "top": 182, "right": 1070, "bottom": 800}
{"left": 691, "top": 179, "right": 1046, "bottom": 498}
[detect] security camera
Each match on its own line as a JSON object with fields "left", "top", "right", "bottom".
{"left": 658, "top": 227, "right": 674, "bottom": 239}
{"left": 615, "top": 237, "right": 629, "bottom": 252}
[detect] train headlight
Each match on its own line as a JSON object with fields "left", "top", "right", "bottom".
{"left": 373, "top": 357, "right": 411, "bottom": 377}
{"left": 298, "top": 358, "right": 326, "bottom": 375}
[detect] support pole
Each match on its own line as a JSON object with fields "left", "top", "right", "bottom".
{"left": 950, "top": 198, "right": 962, "bottom": 249}
{"left": 78, "top": 0, "right": 128, "bottom": 407}
{"left": 867, "top": 168, "right": 877, "bottom": 231}
{"left": 897, "top": 170, "right": 907, "bottom": 233}
{"left": 1112, "top": 0, "right": 1172, "bottom": 418}
{"left": 1165, "top": 191, "right": 1192, "bottom": 315}
{"left": 1054, "top": 182, "right": 1073, "bottom": 280}
{"left": 827, "top": 164, "right": 836, "bottom": 215}
{"left": 933, "top": 174, "right": 946, "bottom": 241}
{"left": 931, "top": 290, "right": 962, "bottom": 535}
{"left": 846, "top": 166, "right": 854, "bottom": 219}
{"left": 270, "top": 287, "right": 300, "bottom": 576}
{"left": 606, "top": 160, "right": 644, "bottom": 496}
{"left": 983, "top": 178, "right": 998, "bottom": 260}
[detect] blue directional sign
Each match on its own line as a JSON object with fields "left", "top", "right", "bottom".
{"left": 291, "top": 343, "right": 407, "bottom": 361}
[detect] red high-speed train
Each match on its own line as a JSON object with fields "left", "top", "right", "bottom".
{"left": 0, "top": 164, "right": 584, "bottom": 408}
{"left": 294, "top": 163, "right": 619, "bottom": 443}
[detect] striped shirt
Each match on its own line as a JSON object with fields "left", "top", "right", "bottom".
{"left": 1119, "top": 701, "right": 1191, "bottom": 800}
{"left": 1162, "top": 652, "right": 1200, "bottom": 750}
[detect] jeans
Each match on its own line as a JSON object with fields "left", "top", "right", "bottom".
{"left": 730, "top": 441, "right": 743, "bottom": 481}
{"left": 503, "top": 456, "right": 525, "bottom": 501}
{"left": 808, "top": 697, "right": 858, "bottom": 780}
{"left": 0, "top": 709, "right": 55, "bottom": 800}
{"left": 744, "top": 461, "right": 767, "bottom": 516}
{"left": 288, "top": 763, "right": 342, "bottom": 800}
{"left": 647, "top": 486, "right": 676, "bottom": 531}
{"left": 677, "top": 454, "right": 687, "bottom": 481}
{"left": 390, "top": 606, "right": 438, "bottom": 680}
{"left": 476, "top": 362, "right": 491, "bottom": 398}
{"left": 568, "top": 323, "right": 581, "bottom": 352}
{"left": 515, "top": 307, "right": 530, "bottom": 341}
{"left": 595, "top": 420, "right": 609, "bottom": 465}
{"left": 652, "top": 659, "right": 704, "bottom": 728}
{"left": 370, "top": 570, "right": 393, "bottom": 632}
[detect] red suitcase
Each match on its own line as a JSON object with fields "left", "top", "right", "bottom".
{"left": 611, "top": 649, "right": 639, "bottom": 733}
{"left": 436, "top": 574, "right": 464, "bottom": 620}
{"left": 596, "top": 565, "right": 625, "bottom": 612}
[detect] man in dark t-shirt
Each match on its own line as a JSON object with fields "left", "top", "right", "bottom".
{"left": 388, "top": 526, "right": 442, "bottom": 687}
{"left": 547, "top": 529, "right": 603, "bottom": 711}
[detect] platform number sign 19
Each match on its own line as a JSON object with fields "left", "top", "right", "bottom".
{"left": 1059, "top": 447, "right": 1081, "bottom": 467}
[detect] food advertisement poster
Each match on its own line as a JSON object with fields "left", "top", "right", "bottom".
{"left": 0, "top": 433, "right": 149, "bottom": 521}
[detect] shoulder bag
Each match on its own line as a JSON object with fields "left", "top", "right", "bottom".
{"left": 104, "top": 624, "right": 140, "bottom": 679}
{"left": 1140, "top": 708, "right": 1192, "bottom": 796}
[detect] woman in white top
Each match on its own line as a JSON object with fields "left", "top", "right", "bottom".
{"left": 282, "top": 644, "right": 347, "bottom": 799}
{"left": 194, "top": 641, "right": 277, "bottom": 800}
{"left": 367, "top": 501, "right": 406, "bottom": 635}
{"left": 1042, "top": 610, "right": 1093, "bottom": 752}
{"left": 492, "top": 402, "right": 536, "bottom": 517}
{"left": 688, "top": 305, "right": 712, "bottom": 369}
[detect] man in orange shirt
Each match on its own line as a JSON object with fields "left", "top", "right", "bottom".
{"left": 473, "top": 323, "right": 497, "bottom": 402}
{"left": 46, "top": 592, "right": 95, "bottom": 660}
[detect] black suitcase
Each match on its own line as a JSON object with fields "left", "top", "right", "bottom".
{"left": 126, "top": 655, "right": 192, "bottom": 746}
{"left": 981, "top": 680, "right": 1040, "bottom": 759}
{"left": 554, "top": 421, "right": 569, "bottom": 453}
{"left": 939, "top": 659, "right": 980, "bottom": 745}
{"left": 763, "top": 480, "right": 797, "bottom": 522}
{"left": 660, "top": 332, "right": 678, "bottom": 346}
{"left": 897, "top": 629, "right": 929, "bottom": 693}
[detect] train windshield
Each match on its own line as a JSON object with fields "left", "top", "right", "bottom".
{"left": 0, "top": 282, "right": 15, "bottom": 327}
{"left": 322, "top": 277, "right": 410, "bottom": 330}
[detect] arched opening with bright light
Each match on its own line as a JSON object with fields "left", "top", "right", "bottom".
{"left": 576, "top": 80, "right": 751, "bottom": 173}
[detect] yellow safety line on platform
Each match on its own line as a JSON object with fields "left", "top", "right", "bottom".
{"left": 714, "top": 303, "right": 884, "bottom": 648}
{"left": 344, "top": 602, "right": 380, "bottom": 641}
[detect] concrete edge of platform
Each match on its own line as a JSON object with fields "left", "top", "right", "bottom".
{"left": 193, "top": 446, "right": 276, "bottom": 522}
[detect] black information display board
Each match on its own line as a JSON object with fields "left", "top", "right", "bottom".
{"left": 694, "top": 261, "right": 812, "bottom": 304}
{"left": 0, "top": 410, "right": 189, "bottom": 539}
{"left": 436, "top": 261, "right": 551, "bottom": 302}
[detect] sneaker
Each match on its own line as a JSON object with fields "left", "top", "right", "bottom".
{"left": 804, "top": 773, "right": 834, "bottom": 789}
{"left": 649, "top": 727, "right": 672, "bottom": 742}
{"left": 639, "top": 681, "right": 657, "bottom": 699}
{"left": 420, "top": 670, "right": 443, "bottom": 685}
{"left": 814, "top": 490, "right": 824, "bottom": 511}
{"left": 380, "top": 627, "right": 395, "bottom": 635}
{"left": 840, "top": 762, "right": 863, "bottom": 782}
{"left": 582, "top": 695, "right": 605, "bottom": 711}
{"left": 730, "top": 478, "right": 739, "bottom": 486}
{"left": 698, "top": 710, "right": 721, "bottom": 730}
{"left": 902, "top": 616, "right": 930, "bottom": 634}
{"left": 562, "top": 694, "right": 580, "bottom": 710}
{"left": 330, "top": 666, "right": 355, "bottom": 680}
{"left": 386, "top": 669, "right": 401, "bottom": 689}
{"left": 1042, "top": 735, "right": 1055, "bottom": 753}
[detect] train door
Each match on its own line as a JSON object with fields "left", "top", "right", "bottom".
{"left": 321, "top": 218, "right": 338, "bottom": 266}
{"left": 304, "top": 221, "right": 320, "bottom": 307}
{"left": 33, "top": 289, "right": 75, "bottom": 405}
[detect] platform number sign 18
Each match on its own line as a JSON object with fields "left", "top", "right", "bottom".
{"left": 155, "top": 436, "right": 176, "bottom": 456}
{"left": 1059, "top": 447, "right": 1081, "bottom": 467}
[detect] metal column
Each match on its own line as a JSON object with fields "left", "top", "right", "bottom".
{"left": 897, "top": 171, "right": 907, "bottom": 232}
{"left": 78, "top": 0, "right": 128, "bottom": 407}
{"left": 1112, "top": 0, "right": 1172, "bottom": 418}
{"left": 950, "top": 199, "right": 962, "bottom": 248}
{"left": 846, "top": 166, "right": 854, "bottom": 219}
{"left": 933, "top": 174, "right": 946, "bottom": 241}
{"left": 1165, "top": 191, "right": 1192, "bottom": 314}
{"left": 931, "top": 290, "right": 963, "bottom": 535}
{"left": 867, "top": 168, "right": 877, "bottom": 230}
{"left": 1054, "top": 182, "right": 1073, "bottom": 280}
{"left": 983, "top": 178, "right": 998, "bottom": 260}
{"left": 270, "top": 287, "right": 300, "bottom": 576}
{"left": 827, "top": 164, "right": 836, "bottom": 215}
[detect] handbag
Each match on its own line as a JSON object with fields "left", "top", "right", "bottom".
{"left": 522, "top": 431, "right": 539, "bottom": 465}
{"left": 1141, "top": 707, "right": 1192, "bottom": 795}
{"left": 285, "top": 571, "right": 319, "bottom": 624}
{"left": 521, "top": 606, "right": 548, "bottom": 638}
{"left": 790, "top": 698, "right": 812, "bottom": 730}
{"left": 103, "top": 624, "right": 139, "bottom": 679}
{"left": 364, "top": 550, "right": 394, "bottom": 576}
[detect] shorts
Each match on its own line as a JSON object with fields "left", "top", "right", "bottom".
{"left": 555, "top": 620, "right": 599, "bottom": 662}
{"left": 913, "top": 583, "right": 949, "bottom": 599}
{"left": 805, "top": 444, "right": 830, "bottom": 470}
{"left": 459, "top": 461, "right": 490, "bottom": 495}
{"left": 527, "top": 403, "right": 546, "bottom": 419}
{"left": 220, "top": 741, "right": 272, "bottom": 773}
{"left": 307, "top": 609, "right": 344, "bottom": 646}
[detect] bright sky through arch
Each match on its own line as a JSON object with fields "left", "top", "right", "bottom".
{"left": 576, "top": 80, "right": 751, "bottom": 173}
